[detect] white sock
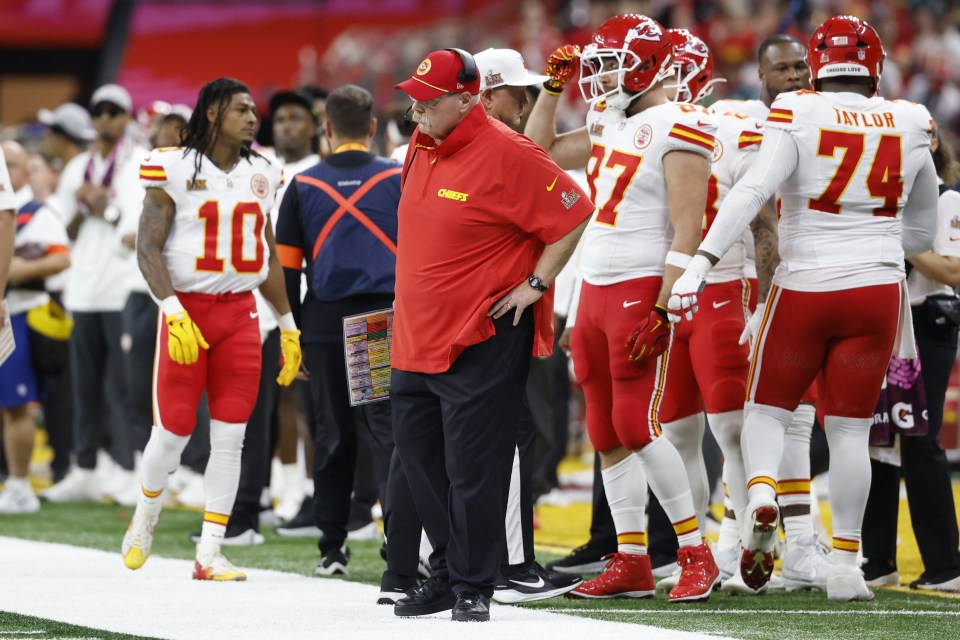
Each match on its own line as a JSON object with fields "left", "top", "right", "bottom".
{"left": 662, "top": 413, "right": 708, "bottom": 531}
{"left": 201, "top": 420, "right": 246, "bottom": 544}
{"left": 718, "top": 514, "right": 741, "bottom": 552}
{"left": 708, "top": 410, "right": 747, "bottom": 521}
{"left": 140, "top": 426, "right": 189, "bottom": 507}
{"left": 824, "top": 415, "right": 871, "bottom": 567}
{"left": 778, "top": 403, "right": 815, "bottom": 544}
{"left": 602, "top": 455, "right": 648, "bottom": 554}
{"left": 741, "top": 403, "right": 792, "bottom": 509}
{"left": 635, "top": 437, "right": 700, "bottom": 548}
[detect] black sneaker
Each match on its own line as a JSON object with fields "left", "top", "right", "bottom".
{"left": 394, "top": 576, "right": 456, "bottom": 617}
{"left": 377, "top": 572, "right": 420, "bottom": 605}
{"left": 492, "top": 561, "right": 583, "bottom": 603}
{"left": 545, "top": 542, "right": 615, "bottom": 574}
{"left": 451, "top": 592, "right": 490, "bottom": 622}
{"left": 909, "top": 571, "right": 960, "bottom": 592}
{"left": 316, "top": 545, "right": 350, "bottom": 576}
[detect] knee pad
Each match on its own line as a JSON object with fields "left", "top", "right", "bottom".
{"left": 209, "top": 420, "right": 246, "bottom": 458}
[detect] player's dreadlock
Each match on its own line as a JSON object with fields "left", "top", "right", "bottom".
{"left": 180, "top": 77, "right": 261, "bottom": 180}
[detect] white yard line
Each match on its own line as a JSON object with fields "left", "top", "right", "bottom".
{"left": 543, "top": 608, "right": 960, "bottom": 616}
{"left": 0, "top": 537, "right": 730, "bottom": 640}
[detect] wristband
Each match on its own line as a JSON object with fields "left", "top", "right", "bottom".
{"left": 665, "top": 251, "right": 692, "bottom": 269}
{"left": 653, "top": 305, "right": 669, "bottom": 320}
{"left": 687, "top": 254, "right": 714, "bottom": 278}
{"left": 160, "top": 296, "right": 185, "bottom": 317}
{"left": 542, "top": 81, "right": 564, "bottom": 95}
{"left": 278, "top": 312, "right": 297, "bottom": 332}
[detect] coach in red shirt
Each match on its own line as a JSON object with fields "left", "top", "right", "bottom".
{"left": 391, "top": 48, "right": 592, "bottom": 622}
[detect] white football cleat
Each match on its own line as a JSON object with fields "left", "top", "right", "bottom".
{"left": 0, "top": 478, "right": 40, "bottom": 514}
{"left": 194, "top": 542, "right": 246, "bottom": 581}
{"left": 782, "top": 533, "right": 831, "bottom": 591}
{"left": 827, "top": 563, "right": 874, "bottom": 601}
{"left": 40, "top": 467, "right": 101, "bottom": 503}
{"left": 122, "top": 499, "right": 162, "bottom": 570}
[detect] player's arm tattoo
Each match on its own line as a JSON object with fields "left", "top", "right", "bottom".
{"left": 137, "top": 187, "right": 178, "bottom": 301}
{"left": 751, "top": 199, "right": 780, "bottom": 303}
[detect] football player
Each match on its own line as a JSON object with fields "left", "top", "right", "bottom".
{"left": 651, "top": 28, "right": 787, "bottom": 595}
{"left": 670, "top": 16, "right": 938, "bottom": 601}
{"left": 525, "top": 14, "right": 719, "bottom": 602}
{"left": 122, "top": 77, "right": 302, "bottom": 580}
{"left": 713, "top": 37, "right": 829, "bottom": 591}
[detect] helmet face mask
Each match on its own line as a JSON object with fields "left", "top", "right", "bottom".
{"left": 667, "top": 28, "right": 724, "bottom": 104}
{"left": 579, "top": 14, "right": 673, "bottom": 110}
{"left": 808, "top": 15, "right": 885, "bottom": 95}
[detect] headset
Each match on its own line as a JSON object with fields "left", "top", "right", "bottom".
{"left": 444, "top": 47, "right": 478, "bottom": 84}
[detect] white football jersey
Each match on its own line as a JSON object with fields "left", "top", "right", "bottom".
{"left": 140, "top": 147, "right": 283, "bottom": 295}
{"left": 711, "top": 98, "right": 769, "bottom": 120}
{"left": 712, "top": 99, "right": 773, "bottom": 280}
{"left": 766, "top": 90, "right": 933, "bottom": 290}
{"left": 705, "top": 111, "right": 764, "bottom": 284}
{"left": 580, "top": 101, "right": 718, "bottom": 285}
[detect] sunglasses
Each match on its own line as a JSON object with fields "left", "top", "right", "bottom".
{"left": 92, "top": 104, "right": 125, "bottom": 118}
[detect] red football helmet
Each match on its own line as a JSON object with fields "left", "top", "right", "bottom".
{"left": 808, "top": 15, "right": 885, "bottom": 94}
{"left": 668, "top": 29, "right": 724, "bottom": 104}
{"left": 579, "top": 14, "right": 674, "bottom": 109}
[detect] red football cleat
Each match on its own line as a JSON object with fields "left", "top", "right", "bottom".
{"left": 566, "top": 552, "right": 655, "bottom": 599}
{"left": 668, "top": 542, "right": 720, "bottom": 602}
{"left": 740, "top": 502, "right": 780, "bottom": 591}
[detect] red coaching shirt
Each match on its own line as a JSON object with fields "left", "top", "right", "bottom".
{"left": 392, "top": 105, "right": 594, "bottom": 374}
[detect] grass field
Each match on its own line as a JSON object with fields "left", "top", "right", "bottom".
{"left": 1, "top": 498, "right": 959, "bottom": 640}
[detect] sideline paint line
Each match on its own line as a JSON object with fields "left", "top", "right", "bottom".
{"left": 541, "top": 608, "right": 960, "bottom": 616}
{"left": 0, "top": 537, "right": 726, "bottom": 640}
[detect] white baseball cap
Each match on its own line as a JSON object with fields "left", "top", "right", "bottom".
{"left": 90, "top": 83, "right": 133, "bottom": 113}
{"left": 37, "top": 103, "right": 97, "bottom": 142}
{"left": 474, "top": 48, "right": 549, "bottom": 91}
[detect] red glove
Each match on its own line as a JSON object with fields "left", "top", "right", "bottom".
{"left": 543, "top": 44, "right": 580, "bottom": 95}
{"left": 626, "top": 305, "right": 671, "bottom": 362}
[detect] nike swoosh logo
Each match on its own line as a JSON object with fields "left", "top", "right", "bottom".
{"left": 510, "top": 576, "right": 545, "bottom": 588}
{"left": 546, "top": 176, "right": 558, "bottom": 192}
{"left": 713, "top": 300, "right": 731, "bottom": 309}
{"left": 697, "top": 120, "right": 711, "bottom": 127}
{"left": 250, "top": 311, "right": 259, "bottom": 319}
{"left": 623, "top": 300, "right": 643, "bottom": 308}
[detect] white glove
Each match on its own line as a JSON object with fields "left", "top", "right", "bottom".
{"left": 667, "top": 255, "right": 712, "bottom": 322}
{"left": 739, "top": 301, "right": 766, "bottom": 360}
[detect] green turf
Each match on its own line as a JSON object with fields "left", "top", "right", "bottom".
{"left": 0, "top": 610, "right": 163, "bottom": 639}
{"left": 2, "top": 502, "right": 959, "bottom": 639}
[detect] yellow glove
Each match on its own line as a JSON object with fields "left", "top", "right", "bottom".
{"left": 162, "top": 296, "right": 209, "bottom": 366}
{"left": 277, "top": 328, "right": 302, "bottom": 386}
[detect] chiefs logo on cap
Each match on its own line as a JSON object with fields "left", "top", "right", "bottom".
{"left": 416, "top": 59, "right": 432, "bottom": 76}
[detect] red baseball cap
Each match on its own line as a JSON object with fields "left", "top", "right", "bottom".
{"left": 396, "top": 50, "right": 481, "bottom": 101}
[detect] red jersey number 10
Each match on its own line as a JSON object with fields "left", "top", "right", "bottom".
{"left": 195, "top": 201, "right": 266, "bottom": 273}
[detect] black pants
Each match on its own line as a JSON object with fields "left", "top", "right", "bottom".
{"left": 527, "top": 343, "right": 569, "bottom": 498}
{"left": 122, "top": 292, "right": 158, "bottom": 453}
{"left": 69, "top": 310, "right": 131, "bottom": 470}
{"left": 305, "top": 340, "right": 401, "bottom": 554}
{"left": 588, "top": 452, "right": 617, "bottom": 551}
{"left": 863, "top": 306, "right": 960, "bottom": 580}
{"left": 228, "top": 329, "right": 280, "bottom": 533}
{"left": 392, "top": 312, "right": 533, "bottom": 596}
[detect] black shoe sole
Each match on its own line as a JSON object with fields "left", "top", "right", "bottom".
{"left": 394, "top": 598, "right": 456, "bottom": 617}
{"left": 452, "top": 610, "right": 490, "bottom": 622}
